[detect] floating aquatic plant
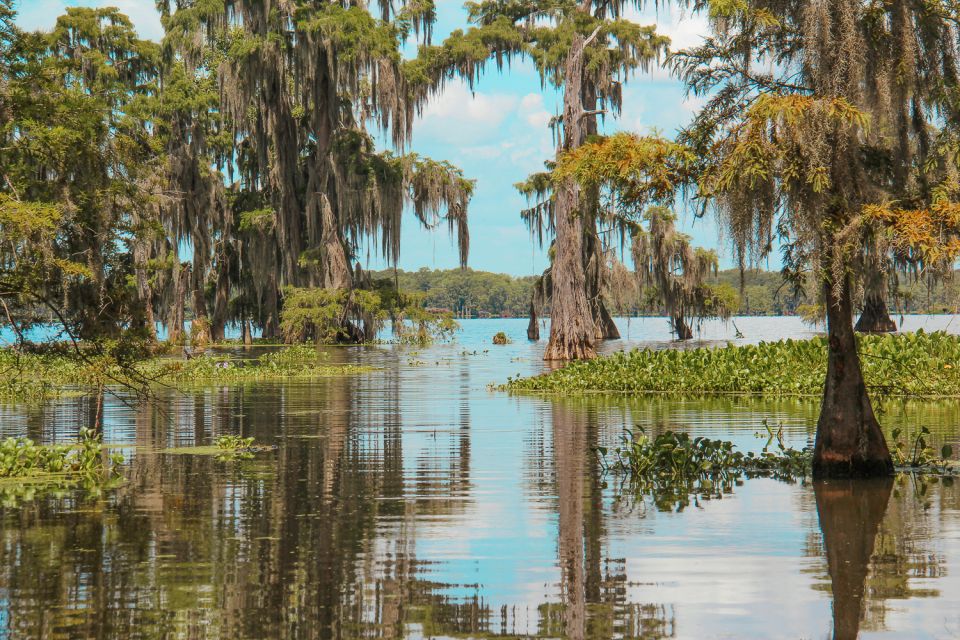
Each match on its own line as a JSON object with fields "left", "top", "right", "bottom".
{"left": 0, "top": 428, "right": 124, "bottom": 507}
{"left": 507, "top": 331, "right": 960, "bottom": 399}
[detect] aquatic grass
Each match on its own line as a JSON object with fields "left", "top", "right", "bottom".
{"left": 0, "top": 345, "right": 374, "bottom": 402}
{"left": 506, "top": 330, "right": 960, "bottom": 399}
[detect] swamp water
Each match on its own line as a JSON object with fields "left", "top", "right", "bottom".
{"left": 2, "top": 317, "right": 960, "bottom": 639}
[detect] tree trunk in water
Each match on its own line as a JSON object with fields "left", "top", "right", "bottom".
{"left": 544, "top": 32, "right": 595, "bottom": 361}
{"left": 813, "top": 280, "right": 893, "bottom": 478}
{"left": 855, "top": 294, "right": 896, "bottom": 333}
{"left": 211, "top": 259, "right": 230, "bottom": 343}
{"left": 815, "top": 478, "right": 892, "bottom": 640}
{"left": 191, "top": 269, "right": 211, "bottom": 347}
{"left": 593, "top": 299, "right": 620, "bottom": 340}
{"left": 168, "top": 264, "right": 188, "bottom": 344}
{"left": 262, "top": 275, "right": 280, "bottom": 340}
{"left": 673, "top": 314, "right": 693, "bottom": 340}
{"left": 242, "top": 319, "right": 253, "bottom": 346}
{"left": 527, "top": 300, "right": 540, "bottom": 340}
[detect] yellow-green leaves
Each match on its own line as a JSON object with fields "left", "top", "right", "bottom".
{"left": 554, "top": 132, "right": 693, "bottom": 209}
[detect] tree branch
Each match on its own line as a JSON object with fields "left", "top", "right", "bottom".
{"left": 583, "top": 25, "right": 603, "bottom": 48}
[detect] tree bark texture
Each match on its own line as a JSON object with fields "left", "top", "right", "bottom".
{"left": 545, "top": 31, "right": 597, "bottom": 361}
{"left": 527, "top": 301, "right": 540, "bottom": 340}
{"left": 673, "top": 314, "right": 693, "bottom": 340}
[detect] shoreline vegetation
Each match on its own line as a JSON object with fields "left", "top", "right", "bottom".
{"left": 370, "top": 268, "right": 960, "bottom": 319}
{"left": 1, "top": 345, "right": 373, "bottom": 403}
{"left": 506, "top": 330, "right": 960, "bottom": 400}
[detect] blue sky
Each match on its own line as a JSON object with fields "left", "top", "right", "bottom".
{"left": 15, "top": 0, "right": 740, "bottom": 276}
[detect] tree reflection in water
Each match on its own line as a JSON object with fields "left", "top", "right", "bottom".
{"left": 815, "top": 478, "right": 893, "bottom": 640}
{"left": 0, "top": 359, "right": 959, "bottom": 638}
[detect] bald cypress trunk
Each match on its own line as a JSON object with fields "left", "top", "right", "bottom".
{"left": 191, "top": 268, "right": 211, "bottom": 347}
{"left": 262, "top": 275, "right": 280, "bottom": 340}
{"left": 813, "top": 279, "right": 893, "bottom": 478}
{"left": 544, "top": 31, "right": 595, "bottom": 361}
{"left": 593, "top": 299, "right": 619, "bottom": 340}
{"left": 855, "top": 294, "right": 896, "bottom": 333}
{"left": 211, "top": 263, "right": 229, "bottom": 343}
{"left": 527, "top": 301, "right": 540, "bottom": 340}
{"left": 168, "top": 264, "right": 189, "bottom": 345}
{"left": 673, "top": 314, "right": 693, "bottom": 340}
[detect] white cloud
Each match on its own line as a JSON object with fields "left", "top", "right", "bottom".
{"left": 519, "top": 93, "right": 553, "bottom": 129}
{"left": 416, "top": 81, "right": 519, "bottom": 144}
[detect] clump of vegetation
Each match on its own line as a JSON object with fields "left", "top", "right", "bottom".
{"left": 603, "top": 421, "right": 959, "bottom": 511}
{"left": 492, "top": 332, "right": 510, "bottom": 345}
{"left": 163, "top": 435, "right": 273, "bottom": 460}
{"left": 891, "top": 427, "right": 956, "bottom": 472}
{"left": 506, "top": 331, "right": 960, "bottom": 399}
{"left": 0, "top": 428, "right": 121, "bottom": 478}
{"left": 0, "top": 345, "right": 373, "bottom": 403}
{"left": 598, "top": 423, "right": 811, "bottom": 511}
{"left": 280, "top": 283, "right": 458, "bottom": 346}
{"left": 0, "top": 428, "right": 124, "bottom": 507}
{"left": 214, "top": 435, "right": 272, "bottom": 461}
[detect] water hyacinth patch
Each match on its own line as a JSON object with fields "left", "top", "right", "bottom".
{"left": 0, "top": 428, "right": 124, "bottom": 507}
{"left": 598, "top": 425, "right": 812, "bottom": 511}
{"left": 507, "top": 331, "right": 960, "bottom": 399}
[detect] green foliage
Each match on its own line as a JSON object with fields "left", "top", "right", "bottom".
{"left": 280, "top": 287, "right": 384, "bottom": 344}
{"left": 214, "top": 435, "right": 262, "bottom": 461}
{"left": 279, "top": 284, "right": 459, "bottom": 346}
{"left": 0, "top": 345, "right": 372, "bottom": 403}
{"left": 554, "top": 133, "right": 695, "bottom": 217}
{"left": 492, "top": 331, "right": 511, "bottom": 345}
{"left": 369, "top": 268, "right": 539, "bottom": 317}
{"left": 0, "top": 427, "right": 119, "bottom": 478}
{"left": 598, "top": 425, "right": 811, "bottom": 511}
{"left": 0, "top": 427, "right": 123, "bottom": 506}
{"left": 507, "top": 330, "right": 960, "bottom": 399}
{"left": 890, "top": 426, "right": 955, "bottom": 471}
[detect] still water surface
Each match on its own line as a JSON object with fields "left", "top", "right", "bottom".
{"left": 3, "top": 316, "right": 960, "bottom": 639}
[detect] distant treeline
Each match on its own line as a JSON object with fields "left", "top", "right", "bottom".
{"left": 370, "top": 268, "right": 960, "bottom": 318}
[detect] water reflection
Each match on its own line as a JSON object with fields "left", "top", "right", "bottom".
{"left": 550, "top": 399, "right": 676, "bottom": 639}
{"left": 2, "top": 337, "right": 960, "bottom": 637}
{"left": 815, "top": 478, "right": 893, "bottom": 640}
